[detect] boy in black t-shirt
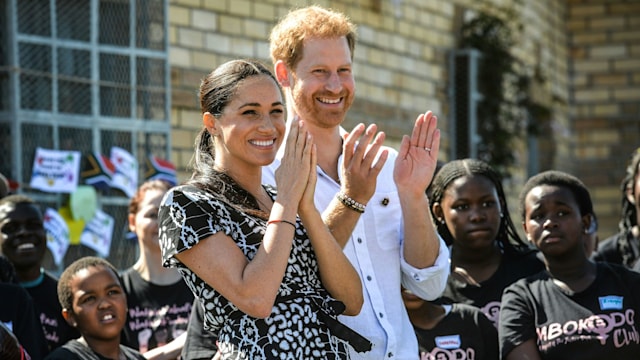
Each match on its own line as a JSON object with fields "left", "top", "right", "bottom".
{"left": 45, "top": 256, "right": 145, "bottom": 360}
{"left": 0, "top": 195, "right": 79, "bottom": 353}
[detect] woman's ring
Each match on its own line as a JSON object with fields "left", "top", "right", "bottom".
{"left": 424, "top": 147, "right": 431, "bottom": 152}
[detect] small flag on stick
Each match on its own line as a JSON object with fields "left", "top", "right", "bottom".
{"left": 145, "top": 155, "right": 177, "bottom": 186}
{"left": 81, "top": 152, "right": 115, "bottom": 192}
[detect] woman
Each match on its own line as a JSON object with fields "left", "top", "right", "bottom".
{"left": 120, "top": 180, "right": 193, "bottom": 359}
{"left": 499, "top": 170, "right": 640, "bottom": 359}
{"left": 428, "top": 159, "right": 544, "bottom": 328}
{"left": 157, "top": 59, "right": 367, "bottom": 359}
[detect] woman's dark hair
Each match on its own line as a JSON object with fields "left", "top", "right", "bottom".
{"left": 428, "top": 158, "right": 529, "bottom": 253}
{"left": 619, "top": 149, "right": 640, "bottom": 232}
{"left": 518, "top": 170, "right": 594, "bottom": 222}
{"left": 188, "top": 59, "right": 282, "bottom": 219}
{"left": 615, "top": 149, "right": 640, "bottom": 265}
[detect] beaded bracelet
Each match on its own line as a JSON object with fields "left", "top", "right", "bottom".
{"left": 336, "top": 191, "right": 366, "bottom": 213}
{"left": 267, "top": 219, "right": 296, "bottom": 228}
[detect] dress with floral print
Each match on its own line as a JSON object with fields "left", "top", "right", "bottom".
{"left": 158, "top": 185, "right": 353, "bottom": 359}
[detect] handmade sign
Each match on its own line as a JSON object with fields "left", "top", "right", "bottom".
{"left": 110, "top": 147, "right": 137, "bottom": 197}
{"left": 43, "top": 208, "right": 70, "bottom": 266}
{"left": 30, "top": 148, "right": 81, "bottom": 193}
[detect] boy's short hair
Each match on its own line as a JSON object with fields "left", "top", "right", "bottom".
{"left": 57, "top": 256, "right": 120, "bottom": 311}
{"left": 518, "top": 170, "right": 594, "bottom": 221}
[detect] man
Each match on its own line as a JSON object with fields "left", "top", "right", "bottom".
{"left": 0, "top": 195, "right": 79, "bottom": 353}
{"left": 264, "top": 6, "right": 450, "bottom": 359}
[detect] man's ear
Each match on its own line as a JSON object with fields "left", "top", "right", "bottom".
{"left": 128, "top": 213, "right": 136, "bottom": 233}
{"left": 203, "top": 112, "right": 217, "bottom": 136}
{"left": 274, "top": 60, "right": 291, "bottom": 87}
{"left": 62, "top": 308, "right": 77, "bottom": 327}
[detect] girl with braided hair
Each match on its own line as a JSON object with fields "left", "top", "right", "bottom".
{"left": 592, "top": 148, "right": 640, "bottom": 269}
{"left": 428, "top": 158, "right": 544, "bottom": 328}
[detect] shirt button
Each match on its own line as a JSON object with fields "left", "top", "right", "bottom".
{"left": 366, "top": 275, "right": 372, "bottom": 281}
{"left": 378, "top": 312, "right": 384, "bottom": 318}
{"left": 357, "top": 238, "right": 362, "bottom": 243}
{"left": 388, "top": 352, "right": 393, "bottom": 357}
{"left": 381, "top": 197, "right": 389, "bottom": 206}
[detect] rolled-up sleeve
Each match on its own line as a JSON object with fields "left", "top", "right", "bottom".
{"left": 400, "top": 236, "right": 450, "bottom": 301}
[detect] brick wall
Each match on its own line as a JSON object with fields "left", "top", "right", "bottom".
{"left": 169, "top": 0, "right": 569, "bottom": 159}
{"left": 168, "top": 0, "right": 458, "bottom": 174}
{"left": 568, "top": 0, "right": 640, "bottom": 237}
{"left": 169, "top": 0, "right": 640, "bottom": 237}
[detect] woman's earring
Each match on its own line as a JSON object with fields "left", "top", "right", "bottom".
{"left": 438, "top": 218, "right": 445, "bottom": 224}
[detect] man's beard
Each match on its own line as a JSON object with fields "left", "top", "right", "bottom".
{"left": 290, "top": 88, "right": 352, "bottom": 128}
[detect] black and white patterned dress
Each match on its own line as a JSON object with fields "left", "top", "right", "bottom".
{"left": 158, "top": 184, "right": 368, "bottom": 359}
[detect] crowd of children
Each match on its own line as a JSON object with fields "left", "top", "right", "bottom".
{"left": 1, "top": 4, "right": 639, "bottom": 359}
{"left": 3, "top": 148, "right": 639, "bottom": 360}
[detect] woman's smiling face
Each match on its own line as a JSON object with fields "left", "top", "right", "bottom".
{"left": 211, "top": 75, "right": 286, "bottom": 171}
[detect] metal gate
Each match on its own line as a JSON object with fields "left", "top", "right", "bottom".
{"left": 0, "top": 0, "right": 170, "bottom": 272}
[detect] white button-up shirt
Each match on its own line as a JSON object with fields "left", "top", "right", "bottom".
{"left": 263, "top": 143, "right": 450, "bottom": 360}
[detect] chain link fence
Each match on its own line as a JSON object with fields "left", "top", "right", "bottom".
{"left": 0, "top": 0, "right": 169, "bottom": 272}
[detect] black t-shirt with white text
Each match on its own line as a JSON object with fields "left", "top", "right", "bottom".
{"left": 119, "top": 268, "right": 193, "bottom": 353}
{"left": 499, "top": 262, "right": 640, "bottom": 359}
{"left": 415, "top": 303, "right": 498, "bottom": 360}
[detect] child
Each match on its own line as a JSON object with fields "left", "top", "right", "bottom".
{"left": 45, "top": 257, "right": 145, "bottom": 360}
{"left": 429, "top": 159, "right": 544, "bottom": 328}
{"left": 402, "top": 287, "right": 498, "bottom": 360}
{"left": 0, "top": 195, "right": 79, "bottom": 351}
{"left": 120, "top": 180, "right": 192, "bottom": 358}
{"left": 499, "top": 170, "right": 640, "bottom": 359}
